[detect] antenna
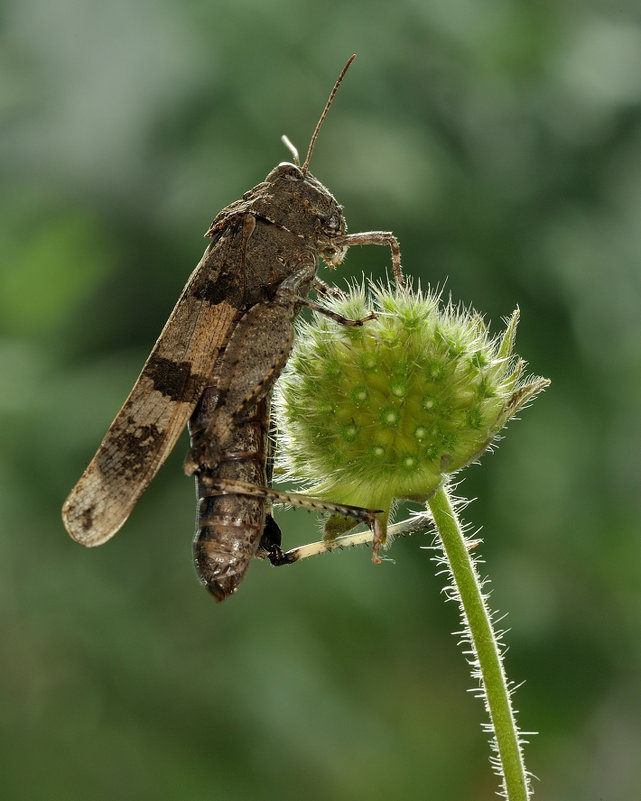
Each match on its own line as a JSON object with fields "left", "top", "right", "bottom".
{"left": 281, "top": 135, "right": 300, "bottom": 166}
{"left": 302, "top": 54, "right": 356, "bottom": 172}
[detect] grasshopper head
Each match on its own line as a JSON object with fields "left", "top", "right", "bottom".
{"left": 263, "top": 162, "right": 347, "bottom": 266}
{"left": 263, "top": 56, "right": 356, "bottom": 268}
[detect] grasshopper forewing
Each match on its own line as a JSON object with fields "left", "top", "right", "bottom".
{"left": 62, "top": 55, "right": 404, "bottom": 598}
{"left": 62, "top": 244, "right": 241, "bottom": 547}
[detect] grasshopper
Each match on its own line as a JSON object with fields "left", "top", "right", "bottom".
{"left": 62, "top": 56, "right": 403, "bottom": 600}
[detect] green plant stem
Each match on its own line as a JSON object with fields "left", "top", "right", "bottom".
{"left": 428, "top": 485, "right": 530, "bottom": 801}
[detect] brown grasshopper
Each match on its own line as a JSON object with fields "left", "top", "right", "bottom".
{"left": 62, "top": 55, "right": 403, "bottom": 600}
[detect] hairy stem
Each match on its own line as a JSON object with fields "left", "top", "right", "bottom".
{"left": 428, "top": 485, "right": 531, "bottom": 801}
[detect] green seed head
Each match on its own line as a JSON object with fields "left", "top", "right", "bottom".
{"left": 274, "top": 281, "right": 549, "bottom": 535}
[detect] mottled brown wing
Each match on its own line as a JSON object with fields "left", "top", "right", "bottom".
{"left": 62, "top": 239, "right": 243, "bottom": 548}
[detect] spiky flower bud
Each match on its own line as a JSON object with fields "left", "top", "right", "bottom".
{"left": 274, "top": 281, "right": 549, "bottom": 541}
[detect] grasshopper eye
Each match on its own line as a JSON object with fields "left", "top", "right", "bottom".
{"left": 324, "top": 214, "right": 342, "bottom": 233}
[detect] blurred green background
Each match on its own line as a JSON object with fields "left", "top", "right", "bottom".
{"left": 2, "top": 1, "right": 641, "bottom": 799}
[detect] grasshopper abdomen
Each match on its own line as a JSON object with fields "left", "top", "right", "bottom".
{"left": 191, "top": 394, "right": 276, "bottom": 601}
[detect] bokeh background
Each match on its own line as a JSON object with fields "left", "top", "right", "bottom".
{"left": 2, "top": 1, "right": 641, "bottom": 799}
